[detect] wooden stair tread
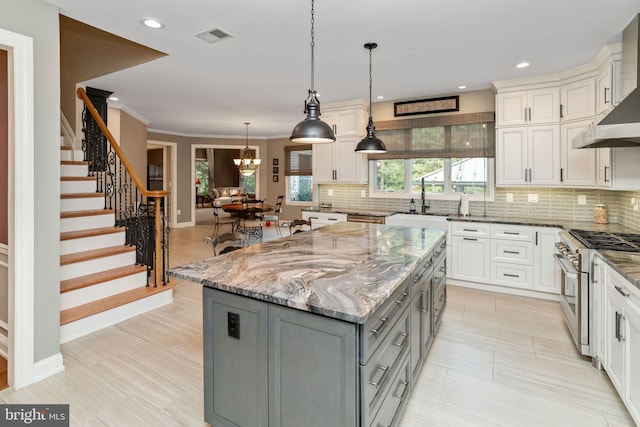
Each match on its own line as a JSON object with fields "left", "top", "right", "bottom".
{"left": 61, "top": 208, "right": 113, "bottom": 219}
{"left": 61, "top": 160, "right": 88, "bottom": 166}
{"left": 61, "top": 176, "right": 96, "bottom": 181}
{"left": 60, "top": 146, "right": 72, "bottom": 151}
{"left": 60, "top": 281, "right": 175, "bottom": 325}
{"left": 61, "top": 245, "right": 135, "bottom": 265}
{"left": 61, "top": 192, "right": 104, "bottom": 199}
{"left": 61, "top": 265, "right": 148, "bottom": 293}
{"left": 61, "top": 226, "right": 125, "bottom": 241}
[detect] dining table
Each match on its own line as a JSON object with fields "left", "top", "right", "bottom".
{"left": 221, "top": 201, "right": 273, "bottom": 240}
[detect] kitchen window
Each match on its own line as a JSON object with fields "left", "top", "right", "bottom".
{"left": 285, "top": 144, "right": 313, "bottom": 205}
{"left": 368, "top": 112, "right": 495, "bottom": 200}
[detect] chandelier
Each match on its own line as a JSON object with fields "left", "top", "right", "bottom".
{"left": 234, "top": 122, "right": 261, "bottom": 176}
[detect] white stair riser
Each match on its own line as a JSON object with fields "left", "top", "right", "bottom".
{"left": 60, "top": 150, "right": 73, "bottom": 161}
{"left": 60, "top": 271, "right": 148, "bottom": 310}
{"left": 60, "top": 231, "right": 126, "bottom": 255}
{"left": 61, "top": 251, "right": 136, "bottom": 281}
{"left": 61, "top": 164, "right": 88, "bottom": 177}
{"left": 60, "top": 290, "right": 173, "bottom": 344}
{"left": 61, "top": 214, "right": 114, "bottom": 233}
{"left": 60, "top": 197, "right": 104, "bottom": 212}
{"left": 61, "top": 180, "right": 96, "bottom": 194}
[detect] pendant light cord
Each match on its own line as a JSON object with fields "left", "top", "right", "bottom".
{"left": 368, "top": 46, "right": 373, "bottom": 117}
{"left": 310, "top": 0, "right": 315, "bottom": 92}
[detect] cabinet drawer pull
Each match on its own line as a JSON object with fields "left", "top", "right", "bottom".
{"left": 463, "top": 237, "right": 477, "bottom": 241}
{"left": 503, "top": 250, "right": 520, "bottom": 255}
{"left": 370, "top": 317, "right": 388, "bottom": 336}
{"left": 394, "top": 332, "right": 409, "bottom": 349}
{"left": 504, "top": 273, "right": 520, "bottom": 278}
{"left": 604, "top": 166, "right": 610, "bottom": 183}
{"left": 614, "top": 285, "right": 630, "bottom": 297}
{"left": 462, "top": 228, "right": 478, "bottom": 232}
{"left": 604, "top": 87, "right": 609, "bottom": 104}
{"left": 503, "top": 231, "right": 520, "bottom": 235}
{"left": 328, "top": 218, "right": 338, "bottom": 221}
{"left": 369, "top": 365, "right": 390, "bottom": 389}
{"left": 392, "top": 380, "right": 409, "bottom": 399}
{"left": 615, "top": 311, "right": 626, "bottom": 342}
{"left": 308, "top": 216, "right": 319, "bottom": 220}
{"left": 420, "top": 290, "right": 428, "bottom": 313}
{"left": 395, "top": 291, "right": 408, "bottom": 307}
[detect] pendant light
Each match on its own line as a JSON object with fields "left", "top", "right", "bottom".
{"left": 355, "top": 42, "right": 387, "bottom": 153}
{"left": 290, "top": 0, "right": 336, "bottom": 144}
{"left": 233, "top": 122, "right": 261, "bottom": 176}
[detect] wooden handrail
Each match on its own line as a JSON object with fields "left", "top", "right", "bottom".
{"left": 76, "top": 87, "right": 169, "bottom": 199}
{"left": 77, "top": 87, "right": 170, "bottom": 286}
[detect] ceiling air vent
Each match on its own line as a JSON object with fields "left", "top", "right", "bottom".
{"left": 195, "top": 28, "right": 233, "bottom": 44}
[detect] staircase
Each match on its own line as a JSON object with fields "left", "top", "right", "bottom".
{"left": 59, "top": 146, "right": 174, "bottom": 343}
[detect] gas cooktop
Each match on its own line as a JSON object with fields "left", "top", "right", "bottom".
{"left": 569, "top": 229, "right": 640, "bottom": 252}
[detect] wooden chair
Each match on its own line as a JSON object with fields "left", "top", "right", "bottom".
{"left": 237, "top": 199, "right": 265, "bottom": 242}
{"left": 206, "top": 232, "right": 247, "bottom": 256}
{"left": 261, "top": 195, "right": 284, "bottom": 237}
{"left": 288, "top": 219, "right": 312, "bottom": 235}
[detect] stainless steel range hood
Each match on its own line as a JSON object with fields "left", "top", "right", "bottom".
{"left": 574, "top": 14, "right": 640, "bottom": 149}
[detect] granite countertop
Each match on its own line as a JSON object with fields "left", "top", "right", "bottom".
{"left": 447, "top": 216, "right": 640, "bottom": 233}
{"left": 596, "top": 250, "right": 640, "bottom": 289}
{"left": 169, "top": 222, "right": 445, "bottom": 324}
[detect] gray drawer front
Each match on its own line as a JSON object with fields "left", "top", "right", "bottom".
{"left": 432, "top": 237, "right": 446, "bottom": 262}
{"left": 433, "top": 274, "right": 446, "bottom": 333}
{"left": 410, "top": 253, "right": 433, "bottom": 298}
{"left": 361, "top": 279, "right": 411, "bottom": 363}
{"left": 369, "top": 352, "right": 411, "bottom": 427}
{"left": 362, "top": 307, "right": 410, "bottom": 427}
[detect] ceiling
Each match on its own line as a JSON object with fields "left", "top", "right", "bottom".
{"left": 47, "top": 0, "right": 640, "bottom": 139}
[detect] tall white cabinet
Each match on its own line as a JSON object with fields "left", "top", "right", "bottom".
{"left": 312, "top": 99, "right": 369, "bottom": 184}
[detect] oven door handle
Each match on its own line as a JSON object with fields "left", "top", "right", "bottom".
{"left": 553, "top": 254, "right": 579, "bottom": 279}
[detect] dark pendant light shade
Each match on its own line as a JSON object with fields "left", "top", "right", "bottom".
{"left": 290, "top": 90, "right": 336, "bottom": 143}
{"left": 355, "top": 42, "right": 386, "bottom": 153}
{"left": 290, "top": 0, "right": 336, "bottom": 144}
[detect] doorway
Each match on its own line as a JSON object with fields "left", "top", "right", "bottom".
{"left": 147, "top": 141, "right": 178, "bottom": 229}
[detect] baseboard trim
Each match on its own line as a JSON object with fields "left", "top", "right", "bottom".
{"left": 33, "top": 353, "right": 65, "bottom": 384}
{"left": 447, "top": 279, "right": 562, "bottom": 302}
{"left": 0, "top": 320, "right": 7, "bottom": 359}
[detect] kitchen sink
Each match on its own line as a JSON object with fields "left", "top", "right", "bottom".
{"left": 385, "top": 213, "right": 449, "bottom": 230}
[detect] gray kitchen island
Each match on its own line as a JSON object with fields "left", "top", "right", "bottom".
{"left": 170, "top": 222, "right": 446, "bottom": 427}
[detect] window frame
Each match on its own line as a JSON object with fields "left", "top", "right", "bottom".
{"left": 284, "top": 144, "right": 315, "bottom": 206}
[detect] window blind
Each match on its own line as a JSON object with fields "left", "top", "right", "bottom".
{"left": 369, "top": 112, "right": 495, "bottom": 160}
{"left": 285, "top": 144, "right": 313, "bottom": 176}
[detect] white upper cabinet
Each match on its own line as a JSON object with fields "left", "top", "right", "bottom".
{"left": 560, "top": 77, "right": 596, "bottom": 122}
{"left": 496, "top": 88, "right": 560, "bottom": 127}
{"left": 560, "top": 119, "right": 596, "bottom": 186}
{"left": 596, "top": 59, "right": 622, "bottom": 116}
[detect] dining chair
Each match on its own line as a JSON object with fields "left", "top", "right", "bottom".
{"left": 212, "top": 204, "right": 238, "bottom": 238}
{"left": 206, "top": 232, "right": 248, "bottom": 256}
{"left": 238, "top": 199, "right": 265, "bottom": 242}
{"left": 261, "top": 195, "right": 284, "bottom": 237}
{"left": 288, "top": 219, "right": 312, "bottom": 235}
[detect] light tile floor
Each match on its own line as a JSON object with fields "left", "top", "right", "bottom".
{"left": 0, "top": 220, "right": 634, "bottom": 426}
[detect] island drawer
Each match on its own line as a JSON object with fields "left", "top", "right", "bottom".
{"left": 433, "top": 236, "right": 446, "bottom": 263}
{"left": 410, "top": 253, "right": 433, "bottom": 298}
{"left": 362, "top": 307, "right": 410, "bottom": 427}
{"left": 361, "top": 279, "right": 411, "bottom": 363}
{"left": 433, "top": 255, "right": 447, "bottom": 333}
{"left": 368, "top": 352, "right": 411, "bottom": 427}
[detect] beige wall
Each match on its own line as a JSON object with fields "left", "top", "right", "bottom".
{"left": 0, "top": 49, "right": 7, "bottom": 245}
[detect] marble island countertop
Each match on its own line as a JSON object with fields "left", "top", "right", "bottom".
{"left": 596, "top": 250, "right": 640, "bottom": 288}
{"left": 169, "top": 222, "right": 445, "bottom": 324}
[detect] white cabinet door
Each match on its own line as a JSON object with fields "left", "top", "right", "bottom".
{"left": 607, "top": 278, "right": 627, "bottom": 396}
{"left": 334, "top": 137, "right": 368, "bottom": 183}
{"left": 496, "top": 88, "right": 559, "bottom": 126}
{"left": 592, "top": 254, "right": 607, "bottom": 363}
{"left": 496, "top": 128, "right": 528, "bottom": 185}
{"left": 313, "top": 143, "right": 335, "bottom": 183}
{"left": 596, "top": 60, "right": 622, "bottom": 116}
{"left": 597, "top": 148, "right": 612, "bottom": 188}
{"left": 496, "top": 91, "right": 528, "bottom": 126}
{"left": 302, "top": 211, "right": 347, "bottom": 229}
{"left": 528, "top": 125, "right": 560, "bottom": 185}
{"left": 527, "top": 88, "right": 560, "bottom": 124}
{"left": 626, "top": 299, "right": 640, "bottom": 425}
{"left": 560, "top": 120, "right": 596, "bottom": 186}
{"left": 450, "top": 235, "right": 490, "bottom": 283}
{"left": 560, "top": 78, "right": 596, "bottom": 121}
{"left": 334, "top": 110, "right": 361, "bottom": 137}
{"left": 533, "top": 228, "right": 561, "bottom": 294}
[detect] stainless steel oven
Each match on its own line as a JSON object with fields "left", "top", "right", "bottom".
{"left": 554, "top": 235, "right": 590, "bottom": 356}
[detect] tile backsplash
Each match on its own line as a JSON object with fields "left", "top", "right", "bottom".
{"left": 318, "top": 184, "right": 640, "bottom": 231}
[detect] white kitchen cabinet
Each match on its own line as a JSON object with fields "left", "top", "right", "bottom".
{"left": 301, "top": 211, "right": 347, "bottom": 229}
{"left": 450, "top": 222, "right": 491, "bottom": 283}
{"left": 596, "top": 148, "right": 612, "bottom": 188}
{"left": 312, "top": 100, "right": 369, "bottom": 184}
{"left": 560, "top": 77, "right": 596, "bottom": 122}
{"left": 604, "top": 266, "right": 640, "bottom": 426}
{"left": 592, "top": 253, "right": 607, "bottom": 363}
{"left": 496, "top": 125, "right": 560, "bottom": 186}
{"left": 496, "top": 88, "right": 559, "bottom": 127}
{"left": 490, "top": 224, "right": 534, "bottom": 289}
{"left": 532, "top": 227, "right": 561, "bottom": 294}
{"left": 596, "top": 60, "right": 622, "bottom": 116}
{"left": 559, "top": 120, "right": 596, "bottom": 187}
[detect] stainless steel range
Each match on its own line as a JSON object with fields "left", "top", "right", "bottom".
{"left": 555, "top": 229, "right": 640, "bottom": 358}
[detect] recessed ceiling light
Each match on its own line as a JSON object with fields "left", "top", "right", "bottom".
{"left": 458, "top": 85, "right": 467, "bottom": 90}
{"left": 141, "top": 18, "right": 164, "bottom": 29}
{"left": 108, "top": 95, "right": 119, "bottom": 101}
{"left": 377, "top": 96, "right": 384, "bottom": 100}
{"left": 516, "top": 62, "right": 530, "bottom": 69}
